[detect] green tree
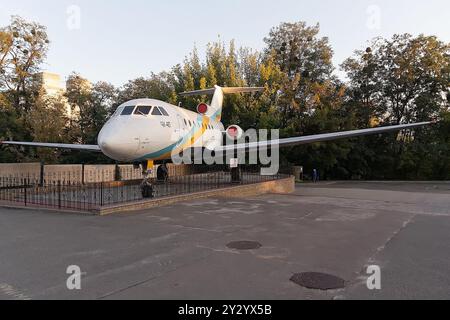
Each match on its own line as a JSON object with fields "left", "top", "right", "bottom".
{"left": 66, "top": 73, "right": 117, "bottom": 145}
{"left": 0, "top": 16, "right": 50, "bottom": 161}
{"left": 115, "top": 73, "right": 173, "bottom": 108}
{"left": 28, "top": 90, "right": 68, "bottom": 162}
{"left": 341, "top": 34, "right": 450, "bottom": 179}
{"left": 343, "top": 34, "right": 450, "bottom": 125}
{"left": 0, "top": 16, "right": 49, "bottom": 115}
{"left": 263, "top": 21, "right": 351, "bottom": 173}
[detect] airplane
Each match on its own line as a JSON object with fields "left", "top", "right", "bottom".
{"left": 1, "top": 85, "right": 435, "bottom": 180}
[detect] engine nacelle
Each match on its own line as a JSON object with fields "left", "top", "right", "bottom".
{"left": 226, "top": 125, "right": 244, "bottom": 140}
{"left": 197, "top": 103, "right": 209, "bottom": 115}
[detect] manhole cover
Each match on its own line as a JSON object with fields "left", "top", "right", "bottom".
{"left": 290, "top": 272, "right": 345, "bottom": 290}
{"left": 226, "top": 241, "right": 262, "bottom": 250}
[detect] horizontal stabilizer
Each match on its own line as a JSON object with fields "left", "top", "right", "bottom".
{"left": 179, "top": 86, "right": 264, "bottom": 97}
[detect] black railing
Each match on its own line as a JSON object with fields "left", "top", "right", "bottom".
{"left": 0, "top": 165, "right": 291, "bottom": 212}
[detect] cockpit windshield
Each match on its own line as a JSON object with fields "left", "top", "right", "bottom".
{"left": 134, "top": 106, "right": 152, "bottom": 116}
{"left": 116, "top": 104, "right": 168, "bottom": 117}
{"left": 121, "top": 106, "right": 135, "bottom": 116}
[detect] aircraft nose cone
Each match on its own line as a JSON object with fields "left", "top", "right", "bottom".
{"left": 98, "top": 125, "right": 139, "bottom": 161}
{"left": 98, "top": 136, "right": 114, "bottom": 154}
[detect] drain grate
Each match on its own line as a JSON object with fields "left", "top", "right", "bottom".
{"left": 226, "top": 241, "right": 262, "bottom": 250}
{"left": 290, "top": 272, "right": 346, "bottom": 290}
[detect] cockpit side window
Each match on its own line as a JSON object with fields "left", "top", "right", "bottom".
{"left": 134, "top": 106, "right": 152, "bottom": 116}
{"left": 159, "top": 107, "right": 169, "bottom": 116}
{"left": 151, "top": 107, "right": 163, "bottom": 116}
{"left": 121, "top": 106, "right": 135, "bottom": 115}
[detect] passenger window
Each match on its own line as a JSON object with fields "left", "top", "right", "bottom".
{"left": 134, "top": 106, "right": 152, "bottom": 116}
{"left": 188, "top": 120, "right": 192, "bottom": 127}
{"left": 121, "top": 106, "right": 135, "bottom": 115}
{"left": 184, "top": 119, "right": 187, "bottom": 126}
{"left": 151, "top": 107, "right": 163, "bottom": 116}
{"left": 159, "top": 107, "right": 169, "bottom": 116}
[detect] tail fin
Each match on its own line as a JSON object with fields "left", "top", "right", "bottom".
{"left": 179, "top": 85, "right": 264, "bottom": 121}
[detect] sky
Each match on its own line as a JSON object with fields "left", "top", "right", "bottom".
{"left": 1, "top": 0, "right": 450, "bottom": 87}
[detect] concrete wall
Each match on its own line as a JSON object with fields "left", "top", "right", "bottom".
{"left": 0, "top": 163, "right": 41, "bottom": 178}
{"left": 83, "top": 165, "right": 116, "bottom": 183}
{"left": 0, "top": 163, "right": 42, "bottom": 187}
{"left": 44, "top": 165, "right": 83, "bottom": 183}
{"left": 0, "top": 163, "right": 193, "bottom": 184}
{"left": 119, "top": 165, "right": 145, "bottom": 181}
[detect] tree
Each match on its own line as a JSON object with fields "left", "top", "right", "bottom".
{"left": 343, "top": 34, "right": 450, "bottom": 125}
{"left": 115, "top": 73, "right": 173, "bottom": 108}
{"left": 63, "top": 73, "right": 117, "bottom": 163}
{"left": 66, "top": 73, "right": 117, "bottom": 145}
{"left": 28, "top": 90, "right": 68, "bottom": 162}
{"left": 0, "top": 16, "right": 49, "bottom": 114}
{"left": 0, "top": 30, "right": 13, "bottom": 79}
{"left": 0, "top": 100, "right": 20, "bottom": 162}
{"left": 341, "top": 34, "right": 450, "bottom": 179}
{"left": 262, "top": 21, "right": 352, "bottom": 173}
{"left": 263, "top": 22, "right": 336, "bottom": 132}
{"left": 264, "top": 22, "right": 333, "bottom": 82}
{"left": 0, "top": 16, "right": 50, "bottom": 161}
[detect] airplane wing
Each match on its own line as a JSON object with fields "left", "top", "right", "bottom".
{"left": 1, "top": 141, "right": 102, "bottom": 152}
{"left": 215, "top": 122, "right": 434, "bottom": 153}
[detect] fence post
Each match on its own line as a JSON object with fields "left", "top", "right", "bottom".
{"left": 23, "top": 178, "right": 27, "bottom": 207}
{"left": 100, "top": 182, "right": 104, "bottom": 207}
{"left": 57, "top": 180, "right": 61, "bottom": 209}
{"left": 39, "top": 161, "right": 44, "bottom": 187}
{"left": 114, "top": 163, "right": 121, "bottom": 181}
{"left": 81, "top": 163, "right": 85, "bottom": 185}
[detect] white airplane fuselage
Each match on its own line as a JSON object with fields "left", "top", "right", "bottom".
{"left": 98, "top": 99, "right": 225, "bottom": 162}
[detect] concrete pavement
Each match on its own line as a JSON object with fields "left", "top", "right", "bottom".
{"left": 0, "top": 181, "right": 449, "bottom": 300}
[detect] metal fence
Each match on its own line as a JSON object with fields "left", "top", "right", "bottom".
{"left": 0, "top": 165, "right": 291, "bottom": 212}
